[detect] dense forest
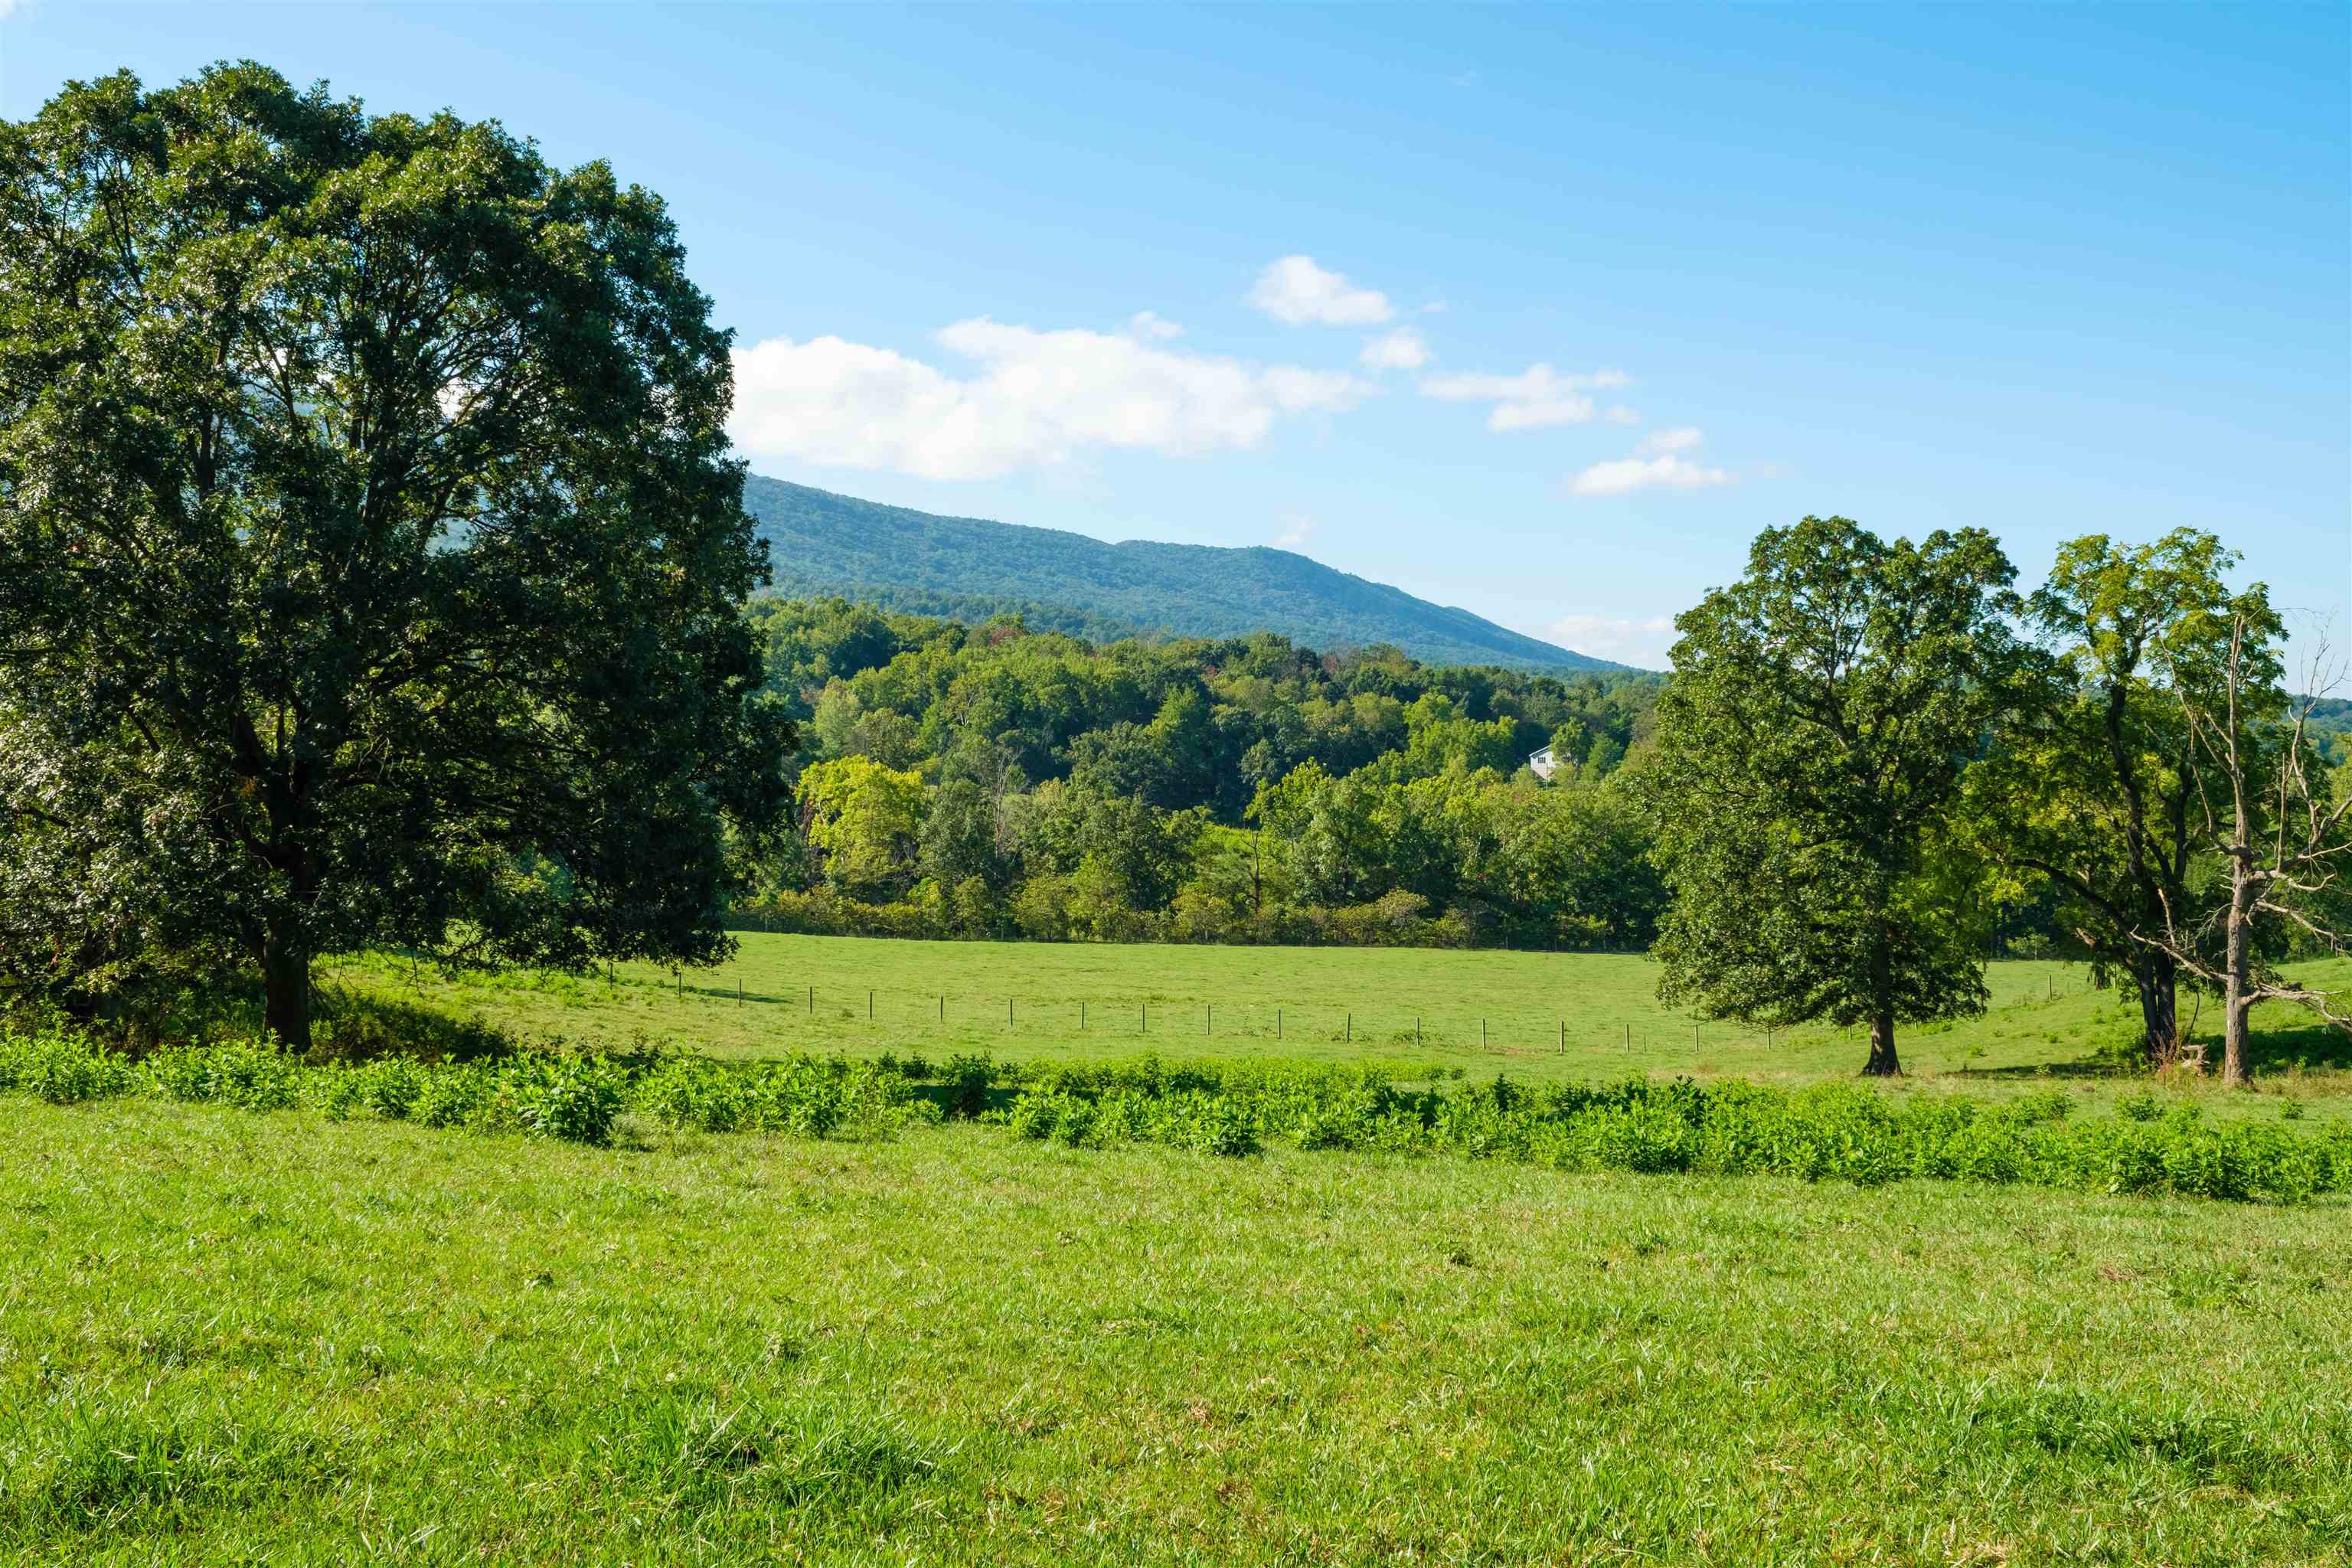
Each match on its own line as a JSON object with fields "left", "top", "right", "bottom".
{"left": 737, "top": 597, "right": 1664, "bottom": 948}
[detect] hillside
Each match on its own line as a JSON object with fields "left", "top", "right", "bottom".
{"left": 742, "top": 475, "right": 1622, "bottom": 672}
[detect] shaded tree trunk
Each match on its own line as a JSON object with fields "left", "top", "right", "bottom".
{"left": 1862, "top": 936, "right": 1900, "bottom": 1076}
{"left": 2133, "top": 949, "right": 2178, "bottom": 1064}
{"left": 1864, "top": 1007, "right": 1901, "bottom": 1076}
{"left": 260, "top": 923, "right": 312, "bottom": 1053}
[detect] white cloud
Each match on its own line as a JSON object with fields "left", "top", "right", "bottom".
{"left": 730, "top": 318, "right": 1377, "bottom": 481}
{"left": 1274, "top": 514, "right": 1316, "bottom": 550}
{"left": 1544, "top": 614, "right": 1678, "bottom": 666}
{"left": 0, "top": 1, "right": 22, "bottom": 19}
{"left": 1418, "top": 363, "right": 1632, "bottom": 431}
{"left": 1359, "top": 327, "right": 1432, "bottom": 370}
{"left": 1127, "top": 310, "right": 1184, "bottom": 341}
{"left": 1603, "top": 404, "right": 1642, "bottom": 426}
{"left": 1569, "top": 426, "right": 1733, "bottom": 497}
{"left": 1247, "top": 255, "right": 1394, "bottom": 325}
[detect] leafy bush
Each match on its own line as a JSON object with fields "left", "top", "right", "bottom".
{"left": 145, "top": 1039, "right": 302, "bottom": 1111}
{"left": 630, "top": 1054, "right": 923, "bottom": 1143}
{"left": 0, "top": 1025, "right": 136, "bottom": 1104}
{"left": 411, "top": 1065, "right": 493, "bottom": 1129}
{"left": 5, "top": 1013, "right": 2344, "bottom": 1203}
{"left": 498, "top": 1055, "right": 628, "bottom": 1145}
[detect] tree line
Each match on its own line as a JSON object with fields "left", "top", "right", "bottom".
{"left": 740, "top": 596, "right": 1662, "bottom": 950}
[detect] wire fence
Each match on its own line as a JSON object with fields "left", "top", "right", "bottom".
{"left": 567, "top": 961, "right": 2105, "bottom": 1063}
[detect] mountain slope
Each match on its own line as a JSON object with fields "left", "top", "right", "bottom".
{"left": 742, "top": 476, "right": 1619, "bottom": 673}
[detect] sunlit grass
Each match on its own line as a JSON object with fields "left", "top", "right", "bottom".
{"left": 2, "top": 1099, "right": 2344, "bottom": 1564}
{"left": 322, "top": 938, "right": 2352, "bottom": 1119}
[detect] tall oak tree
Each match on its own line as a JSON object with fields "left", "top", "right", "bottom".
{"left": 1648, "top": 518, "right": 2034, "bottom": 1075}
{"left": 0, "top": 65, "right": 790, "bottom": 1047}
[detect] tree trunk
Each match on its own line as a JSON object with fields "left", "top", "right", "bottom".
{"left": 1864, "top": 1008, "right": 1901, "bottom": 1076}
{"left": 261, "top": 923, "right": 312, "bottom": 1054}
{"left": 1861, "top": 933, "right": 1900, "bottom": 1076}
{"left": 2134, "top": 950, "right": 2178, "bottom": 1064}
{"left": 2220, "top": 866, "right": 2256, "bottom": 1088}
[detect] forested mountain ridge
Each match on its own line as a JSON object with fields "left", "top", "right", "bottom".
{"left": 742, "top": 475, "right": 1625, "bottom": 673}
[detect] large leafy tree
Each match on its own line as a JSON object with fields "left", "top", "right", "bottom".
{"left": 0, "top": 65, "right": 789, "bottom": 1047}
{"left": 798, "top": 757, "right": 926, "bottom": 901}
{"left": 1648, "top": 518, "right": 2033, "bottom": 1075}
{"left": 1966, "top": 531, "right": 2239, "bottom": 1062}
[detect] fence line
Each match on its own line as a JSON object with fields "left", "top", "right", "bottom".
{"left": 391, "top": 959, "right": 2097, "bottom": 1063}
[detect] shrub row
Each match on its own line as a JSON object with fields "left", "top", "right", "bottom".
{"left": 737, "top": 887, "right": 1632, "bottom": 952}
{"left": 5, "top": 1022, "right": 2346, "bottom": 1202}
{"left": 972, "top": 1057, "right": 2352, "bottom": 1204}
{"left": 0, "top": 1024, "right": 927, "bottom": 1148}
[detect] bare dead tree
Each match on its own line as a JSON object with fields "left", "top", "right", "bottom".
{"left": 2141, "top": 615, "right": 2351, "bottom": 1086}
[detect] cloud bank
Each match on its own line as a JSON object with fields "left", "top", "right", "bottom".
{"left": 730, "top": 318, "right": 1376, "bottom": 480}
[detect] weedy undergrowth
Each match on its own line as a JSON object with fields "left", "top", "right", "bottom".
{"left": 3, "top": 1022, "right": 2347, "bottom": 1199}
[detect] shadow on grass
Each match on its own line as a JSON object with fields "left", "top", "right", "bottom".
{"left": 1952, "top": 1018, "right": 2352, "bottom": 1083}
{"left": 2238, "top": 1020, "right": 2352, "bottom": 1074}
{"left": 312, "top": 986, "right": 517, "bottom": 1065}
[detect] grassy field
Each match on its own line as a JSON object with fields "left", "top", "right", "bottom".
{"left": 2, "top": 1096, "right": 2345, "bottom": 1566}
{"left": 323, "top": 936, "right": 2352, "bottom": 1116}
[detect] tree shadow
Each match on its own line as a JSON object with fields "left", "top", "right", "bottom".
{"left": 1949, "top": 1018, "right": 2351, "bottom": 1083}
{"left": 2239, "top": 1020, "right": 2352, "bottom": 1075}
{"left": 1949, "top": 1059, "right": 2125, "bottom": 1083}
{"left": 312, "top": 985, "right": 517, "bottom": 1063}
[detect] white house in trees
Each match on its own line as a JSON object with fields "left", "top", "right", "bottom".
{"left": 1527, "top": 745, "right": 1561, "bottom": 782}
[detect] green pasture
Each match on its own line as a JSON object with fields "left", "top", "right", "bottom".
{"left": 2, "top": 1098, "right": 2344, "bottom": 1566}
{"left": 324, "top": 937, "right": 2352, "bottom": 1113}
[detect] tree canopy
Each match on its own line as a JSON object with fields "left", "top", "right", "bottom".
{"left": 0, "top": 64, "right": 789, "bottom": 1046}
{"left": 1647, "top": 518, "right": 2034, "bottom": 1075}
{"left": 730, "top": 599, "right": 1668, "bottom": 949}
{"left": 1966, "top": 531, "right": 2246, "bottom": 1062}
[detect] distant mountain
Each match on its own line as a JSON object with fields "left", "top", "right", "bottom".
{"left": 741, "top": 476, "right": 1622, "bottom": 673}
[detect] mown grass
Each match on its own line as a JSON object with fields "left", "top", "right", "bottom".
{"left": 2, "top": 1098, "right": 2346, "bottom": 1565}
{"left": 322, "top": 937, "right": 2352, "bottom": 1117}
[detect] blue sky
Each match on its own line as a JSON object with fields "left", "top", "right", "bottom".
{"left": 5, "top": 2, "right": 2346, "bottom": 668}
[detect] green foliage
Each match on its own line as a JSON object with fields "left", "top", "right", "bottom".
{"left": 145, "top": 1039, "right": 302, "bottom": 1112}
{"left": 1648, "top": 517, "right": 2037, "bottom": 1073}
{"left": 1967, "top": 531, "right": 2259, "bottom": 1061}
{"left": 0, "top": 64, "right": 789, "bottom": 1050}
{"left": 10, "top": 1010, "right": 2341, "bottom": 1200}
{"left": 737, "top": 597, "right": 1666, "bottom": 949}
{"left": 799, "top": 758, "right": 929, "bottom": 901}
{"left": 0, "top": 1022, "right": 138, "bottom": 1104}
{"left": 498, "top": 1055, "right": 631, "bottom": 1146}
{"left": 957, "top": 1055, "right": 2351, "bottom": 1202}
{"left": 633, "top": 1054, "right": 924, "bottom": 1140}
